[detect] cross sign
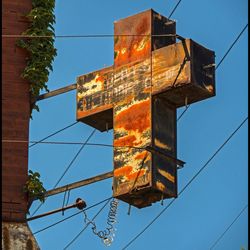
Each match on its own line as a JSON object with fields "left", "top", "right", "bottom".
{"left": 76, "top": 9, "right": 215, "bottom": 208}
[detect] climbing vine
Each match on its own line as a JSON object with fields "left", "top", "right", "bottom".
{"left": 17, "top": 0, "right": 57, "bottom": 114}
{"left": 24, "top": 170, "right": 46, "bottom": 203}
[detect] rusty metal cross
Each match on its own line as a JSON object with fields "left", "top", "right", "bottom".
{"left": 76, "top": 9, "right": 215, "bottom": 208}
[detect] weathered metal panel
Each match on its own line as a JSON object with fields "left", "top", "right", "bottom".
{"left": 76, "top": 66, "right": 113, "bottom": 131}
{"left": 114, "top": 9, "right": 176, "bottom": 68}
{"left": 152, "top": 39, "right": 191, "bottom": 96}
{"left": 152, "top": 10, "right": 176, "bottom": 50}
{"left": 113, "top": 58, "right": 152, "bottom": 207}
{"left": 114, "top": 10, "right": 152, "bottom": 68}
{"left": 190, "top": 39, "right": 216, "bottom": 95}
{"left": 152, "top": 97, "right": 177, "bottom": 198}
{"left": 152, "top": 39, "right": 215, "bottom": 107}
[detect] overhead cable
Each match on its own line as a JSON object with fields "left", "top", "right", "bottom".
{"left": 122, "top": 116, "right": 248, "bottom": 249}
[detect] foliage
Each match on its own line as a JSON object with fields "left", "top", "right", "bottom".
{"left": 17, "top": 0, "right": 57, "bottom": 115}
{"left": 24, "top": 170, "right": 46, "bottom": 203}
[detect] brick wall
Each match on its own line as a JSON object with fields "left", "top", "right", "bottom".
{"left": 2, "top": 0, "right": 32, "bottom": 222}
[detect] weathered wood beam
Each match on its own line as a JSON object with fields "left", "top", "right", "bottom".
{"left": 33, "top": 83, "right": 77, "bottom": 102}
{"left": 43, "top": 171, "right": 113, "bottom": 199}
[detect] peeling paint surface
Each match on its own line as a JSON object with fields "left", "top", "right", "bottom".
{"left": 75, "top": 10, "right": 215, "bottom": 208}
{"left": 114, "top": 10, "right": 151, "bottom": 67}
{"left": 113, "top": 58, "right": 152, "bottom": 198}
{"left": 77, "top": 66, "right": 113, "bottom": 119}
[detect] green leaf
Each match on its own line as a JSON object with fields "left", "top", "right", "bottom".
{"left": 16, "top": 0, "right": 57, "bottom": 117}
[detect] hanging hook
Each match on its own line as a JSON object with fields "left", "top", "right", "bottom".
{"left": 127, "top": 204, "right": 132, "bottom": 215}
{"left": 61, "top": 188, "right": 67, "bottom": 216}
{"left": 161, "top": 193, "right": 164, "bottom": 206}
{"left": 185, "top": 96, "right": 188, "bottom": 109}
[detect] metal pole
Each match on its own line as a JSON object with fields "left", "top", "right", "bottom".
{"left": 27, "top": 198, "right": 86, "bottom": 221}
{"left": 43, "top": 171, "right": 113, "bottom": 199}
{"left": 32, "top": 83, "right": 77, "bottom": 102}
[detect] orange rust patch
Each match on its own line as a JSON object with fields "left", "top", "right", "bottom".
{"left": 114, "top": 165, "right": 133, "bottom": 177}
{"left": 134, "top": 151, "right": 149, "bottom": 160}
{"left": 127, "top": 169, "right": 146, "bottom": 180}
{"left": 115, "top": 99, "right": 150, "bottom": 133}
{"left": 143, "top": 87, "right": 151, "bottom": 93}
{"left": 114, "top": 165, "right": 147, "bottom": 181}
{"left": 114, "top": 135, "right": 136, "bottom": 147}
{"left": 95, "top": 75, "right": 104, "bottom": 83}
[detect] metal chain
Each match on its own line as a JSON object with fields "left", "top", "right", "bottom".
{"left": 83, "top": 198, "right": 119, "bottom": 246}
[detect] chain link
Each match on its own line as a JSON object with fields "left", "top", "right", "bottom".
{"left": 83, "top": 198, "right": 119, "bottom": 246}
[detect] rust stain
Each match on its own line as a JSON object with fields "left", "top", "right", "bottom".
{"left": 96, "top": 75, "right": 105, "bottom": 83}
{"left": 156, "top": 180, "right": 166, "bottom": 192}
{"left": 115, "top": 99, "right": 150, "bottom": 133}
{"left": 114, "top": 165, "right": 133, "bottom": 177}
{"left": 114, "top": 135, "right": 136, "bottom": 147}
{"left": 158, "top": 169, "right": 175, "bottom": 183}
{"left": 114, "top": 165, "right": 146, "bottom": 181}
{"left": 143, "top": 87, "right": 151, "bottom": 93}
{"left": 134, "top": 151, "right": 149, "bottom": 160}
{"left": 114, "top": 14, "right": 151, "bottom": 67}
{"left": 127, "top": 169, "right": 146, "bottom": 180}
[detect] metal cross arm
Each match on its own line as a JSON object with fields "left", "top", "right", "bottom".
{"left": 27, "top": 198, "right": 86, "bottom": 222}
{"left": 76, "top": 9, "right": 215, "bottom": 208}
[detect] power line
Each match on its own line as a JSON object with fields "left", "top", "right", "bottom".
{"left": 169, "top": 0, "right": 183, "bottom": 18}
{"left": 2, "top": 34, "right": 176, "bottom": 39}
{"left": 216, "top": 24, "right": 248, "bottom": 70}
{"left": 2, "top": 140, "right": 144, "bottom": 149}
{"left": 30, "top": 129, "right": 96, "bottom": 216}
{"left": 29, "top": 121, "right": 79, "bottom": 148}
{"left": 53, "top": 129, "right": 96, "bottom": 188}
{"left": 122, "top": 116, "right": 248, "bottom": 249}
{"left": 32, "top": 197, "right": 112, "bottom": 235}
{"left": 2, "top": 3, "right": 183, "bottom": 39}
{"left": 210, "top": 204, "right": 248, "bottom": 250}
{"left": 63, "top": 198, "right": 112, "bottom": 249}
{"left": 176, "top": 23, "right": 248, "bottom": 121}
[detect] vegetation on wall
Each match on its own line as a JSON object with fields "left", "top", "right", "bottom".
{"left": 17, "top": 0, "right": 57, "bottom": 114}
{"left": 24, "top": 170, "right": 46, "bottom": 204}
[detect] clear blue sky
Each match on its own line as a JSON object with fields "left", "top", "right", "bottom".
{"left": 28, "top": 1, "right": 248, "bottom": 249}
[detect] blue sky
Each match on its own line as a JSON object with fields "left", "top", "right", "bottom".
{"left": 28, "top": 1, "right": 248, "bottom": 249}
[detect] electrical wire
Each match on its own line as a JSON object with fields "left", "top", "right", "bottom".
{"left": 216, "top": 24, "right": 248, "bottom": 70}
{"left": 169, "top": 0, "right": 183, "bottom": 18}
{"left": 53, "top": 129, "right": 96, "bottom": 188}
{"left": 209, "top": 204, "right": 248, "bottom": 250}
{"left": 121, "top": 116, "right": 248, "bottom": 249}
{"left": 29, "top": 121, "right": 79, "bottom": 148}
{"left": 63, "top": 198, "right": 112, "bottom": 249}
{"left": 2, "top": 140, "right": 144, "bottom": 149}
{"left": 2, "top": 34, "right": 176, "bottom": 39}
{"left": 32, "top": 197, "right": 112, "bottom": 235}
{"left": 30, "top": 129, "right": 96, "bottom": 216}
